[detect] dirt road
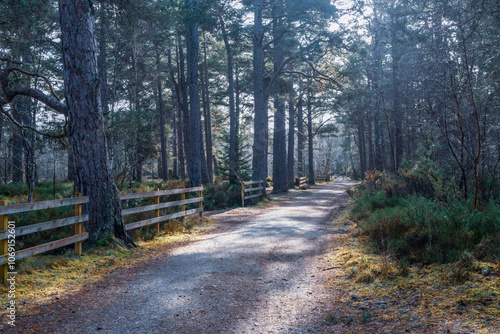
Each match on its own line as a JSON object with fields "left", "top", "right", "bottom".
{"left": 13, "top": 180, "right": 354, "bottom": 334}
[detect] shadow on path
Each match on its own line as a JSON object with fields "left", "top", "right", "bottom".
{"left": 11, "top": 181, "right": 355, "bottom": 334}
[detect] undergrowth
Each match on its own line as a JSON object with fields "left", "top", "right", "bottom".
{"left": 350, "top": 168, "right": 500, "bottom": 264}
{"left": 325, "top": 208, "right": 500, "bottom": 333}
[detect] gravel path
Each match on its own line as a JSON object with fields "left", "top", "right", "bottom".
{"left": 13, "top": 180, "right": 354, "bottom": 334}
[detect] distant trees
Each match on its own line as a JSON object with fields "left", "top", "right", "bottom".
{"left": 338, "top": 0, "right": 500, "bottom": 206}
{"left": 3, "top": 0, "right": 497, "bottom": 241}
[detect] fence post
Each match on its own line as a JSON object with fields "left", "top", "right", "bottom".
{"left": 241, "top": 181, "right": 245, "bottom": 207}
{"left": 181, "top": 188, "right": 186, "bottom": 222}
{"left": 74, "top": 193, "right": 83, "bottom": 256}
{"left": 154, "top": 188, "right": 160, "bottom": 234}
{"left": 199, "top": 185, "right": 203, "bottom": 222}
{"left": 1, "top": 200, "right": 8, "bottom": 283}
{"left": 262, "top": 180, "right": 266, "bottom": 197}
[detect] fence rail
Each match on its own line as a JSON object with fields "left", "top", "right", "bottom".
{"left": 0, "top": 186, "right": 204, "bottom": 282}
{"left": 314, "top": 174, "right": 334, "bottom": 183}
{"left": 296, "top": 176, "right": 307, "bottom": 189}
{"left": 315, "top": 175, "right": 326, "bottom": 183}
{"left": 241, "top": 180, "right": 265, "bottom": 206}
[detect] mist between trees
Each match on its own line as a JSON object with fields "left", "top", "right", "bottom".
{"left": 0, "top": 0, "right": 498, "bottom": 243}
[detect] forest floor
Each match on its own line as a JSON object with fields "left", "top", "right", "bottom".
{"left": 3, "top": 179, "right": 499, "bottom": 333}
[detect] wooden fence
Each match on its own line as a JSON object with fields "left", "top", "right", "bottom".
{"left": 296, "top": 177, "right": 307, "bottom": 189}
{"left": 0, "top": 186, "right": 203, "bottom": 282}
{"left": 315, "top": 175, "right": 326, "bottom": 183}
{"left": 315, "top": 174, "right": 334, "bottom": 183}
{"left": 241, "top": 180, "right": 265, "bottom": 207}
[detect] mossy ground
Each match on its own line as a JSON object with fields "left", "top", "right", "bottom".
{"left": 324, "top": 206, "right": 500, "bottom": 333}
{"left": 0, "top": 216, "right": 216, "bottom": 317}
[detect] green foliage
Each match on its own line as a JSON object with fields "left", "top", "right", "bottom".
{"left": 97, "top": 233, "right": 116, "bottom": 247}
{"left": 203, "top": 180, "right": 242, "bottom": 210}
{"left": 136, "top": 226, "right": 158, "bottom": 242}
{"left": 0, "top": 182, "right": 28, "bottom": 198}
{"left": 215, "top": 127, "right": 252, "bottom": 181}
{"left": 350, "top": 191, "right": 403, "bottom": 220}
{"left": 353, "top": 187, "right": 500, "bottom": 264}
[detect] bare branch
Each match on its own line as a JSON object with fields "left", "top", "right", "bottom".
{"left": 10, "top": 67, "right": 61, "bottom": 101}
{"left": 0, "top": 105, "right": 67, "bottom": 139}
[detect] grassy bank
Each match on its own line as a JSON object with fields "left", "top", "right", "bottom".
{"left": 324, "top": 207, "right": 500, "bottom": 333}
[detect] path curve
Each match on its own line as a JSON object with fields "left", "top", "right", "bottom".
{"left": 14, "top": 180, "right": 354, "bottom": 334}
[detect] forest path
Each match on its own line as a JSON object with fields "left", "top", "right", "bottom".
{"left": 14, "top": 180, "right": 354, "bottom": 334}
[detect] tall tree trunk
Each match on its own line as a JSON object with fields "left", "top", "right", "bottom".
{"left": 297, "top": 96, "right": 304, "bottom": 177}
{"left": 307, "top": 92, "right": 314, "bottom": 184}
{"left": 168, "top": 49, "right": 185, "bottom": 179}
{"left": 390, "top": 11, "right": 403, "bottom": 171}
{"left": 432, "top": 2, "right": 449, "bottom": 168}
{"left": 0, "top": 116, "right": 3, "bottom": 183}
{"left": 178, "top": 35, "right": 190, "bottom": 173}
{"left": 358, "top": 120, "right": 367, "bottom": 177}
{"left": 271, "top": 7, "right": 287, "bottom": 193}
{"left": 68, "top": 148, "right": 75, "bottom": 182}
{"left": 11, "top": 102, "right": 24, "bottom": 183}
{"left": 252, "top": 0, "right": 267, "bottom": 182}
{"left": 20, "top": 50, "right": 35, "bottom": 197}
{"left": 59, "top": 0, "right": 132, "bottom": 245}
{"left": 367, "top": 116, "right": 374, "bottom": 171}
{"left": 200, "top": 128, "right": 209, "bottom": 185}
{"left": 172, "top": 98, "right": 178, "bottom": 178}
{"left": 372, "top": 0, "right": 384, "bottom": 171}
{"left": 202, "top": 31, "right": 213, "bottom": 183}
{"left": 155, "top": 45, "right": 168, "bottom": 180}
{"left": 186, "top": 0, "right": 202, "bottom": 186}
{"left": 220, "top": 16, "right": 237, "bottom": 184}
{"left": 130, "top": 42, "right": 142, "bottom": 181}
{"left": 22, "top": 107, "right": 35, "bottom": 202}
{"left": 98, "top": 3, "right": 109, "bottom": 115}
{"left": 272, "top": 98, "right": 288, "bottom": 193}
{"left": 287, "top": 95, "right": 295, "bottom": 187}
{"left": 235, "top": 65, "right": 241, "bottom": 178}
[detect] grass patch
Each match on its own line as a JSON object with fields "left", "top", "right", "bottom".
{"left": 350, "top": 188, "right": 500, "bottom": 264}
{"left": 324, "top": 206, "right": 500, "bottom": 333}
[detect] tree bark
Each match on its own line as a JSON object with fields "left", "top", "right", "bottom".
{"left": 307, "top": 92, "right": 314, "bottom": 184}
{"left": 271, "top": 6, "right": 287, "bottom": 193}
{"left": 168, "top": 49, "right": 185, "bottom": 179}
{"left": 272, "top": 97, "right": 288, "bottom": 193}
{"left": 178, "top": 35, "right": 190, "bottom": 173}
{"left": 235, "top": 65, "right": 241, "bottom": 178}
{"left": 287, "top": 95, "right": 295, "bottom": 187}
{"left": 172, "top": 96, "right": 178, "bottom": 178}
{"left": 390, "top": 12, "right": 403, "bottom": 171}
{"left": 220, "top": 16, "right": 237, "bottom": 184}
{"left": 98, "top": 3, "right": 109, "bottom": 115}
{"left": 357, "top": 120, "right": 367, "bottom": 177}
{"left": 186, "top": 0, "right": 202, "bottom": 186}
{"left": 59, "top": 0, "right": 133, "bottom": 245}
{"left": 155, "top": 44, "right": 168, "bottom": 180}
{"left": 367, "top": 116, "right": 374, "bottom": 171}
{"left": 202, "top": 31, "right": 213, "bottom": 183}
{"left": 252, "top": 0, "right": 267, "bottom": 182}
{"left": 372, "top": 0, "right": 384, "bottom": 171}
{"left": 297, "top": 95, "right": 304, "bottom": 177}
{"left": 11, "top": 103, "right": 24, "bottom": 183}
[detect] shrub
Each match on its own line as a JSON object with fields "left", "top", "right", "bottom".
{"left": 203, "top": 181, "right": 242, "bottom": 210}
{"left": 357, "top": 192, "right": 500, "bottom": 264}
{"left": 350, "top": 191, "right": 403, "bottom": 221}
